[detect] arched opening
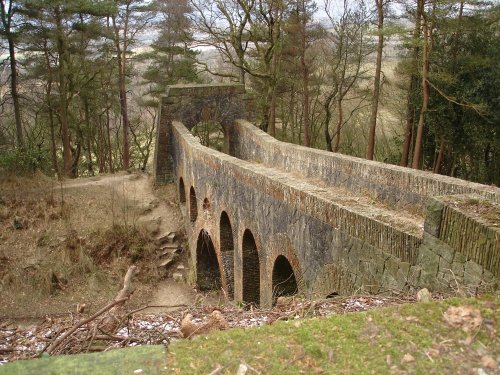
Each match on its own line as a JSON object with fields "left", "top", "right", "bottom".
{"left": 179, "top": 178, "right": 186, "bottom": 204}
{"left": 242, "top": 229, "right": 260, "bottom": 306}
{"left": 203, "top": 197, "right": 210, "bottom": 210}
{"left": 220, "top": 212, "right": 234, "bottom": 299}
{"left": 189, "top": 187, "right": 198, "bottom": 222}
{"left": 191, "top": 120, "right": 225, "bottom": 152}
{"left": 272, "top": 255, "right": 298, "bottom": 303}
{"left": 196, "top": 230, "right": 222, "bottom": 291}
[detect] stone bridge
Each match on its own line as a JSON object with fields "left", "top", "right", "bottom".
{"left": 153, "top": 84, "right": 500, "bottom": 308}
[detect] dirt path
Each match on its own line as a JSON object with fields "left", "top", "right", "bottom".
{"left": 0, "top": 171, "right": 200, "bottom": 319}
{"left": 65, "top": 172, "right": 199, "bottom": 312}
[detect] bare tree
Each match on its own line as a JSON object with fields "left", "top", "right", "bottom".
{"left": 323, "top": 0, "right": 371, "bottom": 152}
{"left": 110, "top": 0, "right": 153, "bottom": 170}
{"left": 0, "top": 0, "right": 23, "bottom": 148}
{"left": 411, "top": 0, "right": 434, "bottom": 169}
{"left": 366, "top": 0, "right": 386, "bottom": 160}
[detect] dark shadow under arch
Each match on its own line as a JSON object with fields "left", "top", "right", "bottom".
{"left": 242, "top": 229, "right": 260, "bottom": 306}
{"left": 220, "top": 212, "right": 234, "bottom": 299}
{"left": 179, "top": 178, "right": 186, "bottom": 204}
{"left": 272, "top": 255, "right": 298, "bottom": 303}
{"left": 189, "top": 186, "right": 198, "bottom": 222}
{"left": 196, "top": 230, "right": 221, "bottom": 291}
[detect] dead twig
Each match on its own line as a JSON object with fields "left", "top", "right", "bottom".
{"left": 45, "top": 297, "right": 128, "bottom": 355}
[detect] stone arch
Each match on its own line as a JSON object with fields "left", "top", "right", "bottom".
{"left": 189, "top": 186, "right": 198, "bottom": 222}
{"left": 178, "top": 177, "right": 186, "bottom": 204}
{"left": 242, "top": 229, "right": 260, "bottom": 306}
{"left": 196, "top": 229, "right": 222, "bottom": 291}
{"left": 219, "top": 211, "right": 234, "bottom": 299}
{"left": 272, "top": 255, "right": 298, "bottom": 302}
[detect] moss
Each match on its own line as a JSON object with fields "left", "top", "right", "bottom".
{"left": 1, "top": 345, "right": 167, "bottom": 375}
{"left": 4, "top": 296, "right": 499, "bottom": 374}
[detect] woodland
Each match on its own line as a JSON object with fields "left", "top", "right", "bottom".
{"left": 0, "top": 0, "right": 498, "bottom": 185}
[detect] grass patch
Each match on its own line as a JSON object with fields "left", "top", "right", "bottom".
{"left": 167, "top": 295, "right": 499, "bottom": 374}
{"left": 0, "top": 346, "right": 167, "bottom": 375}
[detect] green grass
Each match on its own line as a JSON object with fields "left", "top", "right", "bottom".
{"left": 2, "top": 296, "right": 498, "bottom": 374}
{"left": 167, "top": 295, "right": 499, "bottom": 374}
{"left": 0, "top": 345, "right": 167, "bottom": 375}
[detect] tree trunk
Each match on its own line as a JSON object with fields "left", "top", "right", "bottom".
{"left": 400, "top": 91, "right": 415, "bottom": 167}
{"left": 106, "top": 105, "right": 114, "bottom": 173}
{"left": 43, "top": 42, "right": 59, "bottom": 175}
{"left": 112, "top": 15, "right": 130, "bottom": 170}
{"left": 400, "top": 1, "right": 422, "bottom": 167}
{"left": 7, "top": 37, "right": 23, "bottom": 148}
{"left": 1, "top": 0, "right": 23, "bottom": 148}
{"left": 366, "top": 0, "right": 384, "bottom": 160}
{"left": 83, "top": 99, "right": 94, "bottom": 176}
{"left": 299, "top": 1, "right": 310, "bottom": 147}
{"left": 334, "top": 97, "right": 343, "bottom": 152}
{"left": 55, "top": 7, "right": 72, "bottom": 177}
{"left": 266, "top": 83, "right": 276, "bottom": 136}
{"left": 322, "top": 90, "right": 336, "bottom": 152}
{"left": 433, "top": 139, "right": 445, "bottom": 174}
{"left": 412, "top": 14, "right": 430, "bottom": 170}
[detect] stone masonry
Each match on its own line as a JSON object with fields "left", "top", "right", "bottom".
{"left": 154, "top": 84, "right": 500, "bottom": 308}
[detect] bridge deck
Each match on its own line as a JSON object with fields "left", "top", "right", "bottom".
{"left": 255, "top": 162, "right": 425, "bottom": 236}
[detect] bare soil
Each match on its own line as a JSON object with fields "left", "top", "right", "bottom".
{"left": 0, "top": 171, "right": 199, "bottom": 321}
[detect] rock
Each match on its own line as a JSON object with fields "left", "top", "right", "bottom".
{"left": 416, "top": 288, "right": 432, "bottom": 302}
{"left": 76, "top": 303, "right": 86, "bottom": 314}
{"left": 480, "top": 355, "right": 496, "bottom": 369}
{"left": 401, "top": 353, "right": 415, "bottom": 363}
{"left": 13, "top": 217, "right": 24, "bottom": 230}
{"left": 180, "top": 310, "right": 227, "bottom": 338}
{"left": 155, "top": 231, "right": 176, "bottom": 245}
{"left": 172, "top": 272, "right": 184, "bottom": 283}
{"left": 236, "top": 363, "right": 248, "bottom": 375}
{"left": 158, "top": 254, "right": 178, "bottom": 269}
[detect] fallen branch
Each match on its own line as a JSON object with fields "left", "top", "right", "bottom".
{"left": 45, "top": 297, "right": 128, "bottom": 355}
{"left": 99, "top": 266, "right": 138, "bottom": 334}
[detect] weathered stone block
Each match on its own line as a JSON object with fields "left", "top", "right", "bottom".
{"left": 347, "top": 243, "right": 363, "bottom": 268}
{"left": 384, "top": 256, "right": 400, "bottom": 279}
{"left": 397, "top": 262, "right": 411, "bottom": 283}
{"left": 424, "top": 197, "right": 444, "bottom": 237}
{"left": 451, "top": 261, "right": 465, "bottom": 278}
{"left": 407, "top": 266, "right": 422, "bottom": 287}
{"left": 453, "top": 251, "right": 467, "bottom": 264}
{"left": 439, "top": 255, "right": 452, "bottom": 274}
{"left": 368, "top": 255, "right": 385, "bottom": 277}
{"left": 417, "top": 246, "right": 440, "bottom": 277}
{"left": 464, "top": 261, "right": 483, "bottom": 286}
{"left": 482, "top": 268, "right": 494, "bottom": 283}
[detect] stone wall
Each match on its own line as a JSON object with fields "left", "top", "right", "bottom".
{"left": 415, "top": 196, "right": 499, "bottom": 291}
{"left": 169, "top": 121, "right": 430, "bottom": 306}
{"left": 153, "top": 84, "right": 250, "bottom": 184}
{"left": 155, "top": 84, "right": 499, "bottom": 307}
{"left": 231, "top": 120, "right": 499, "bottom": 209}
